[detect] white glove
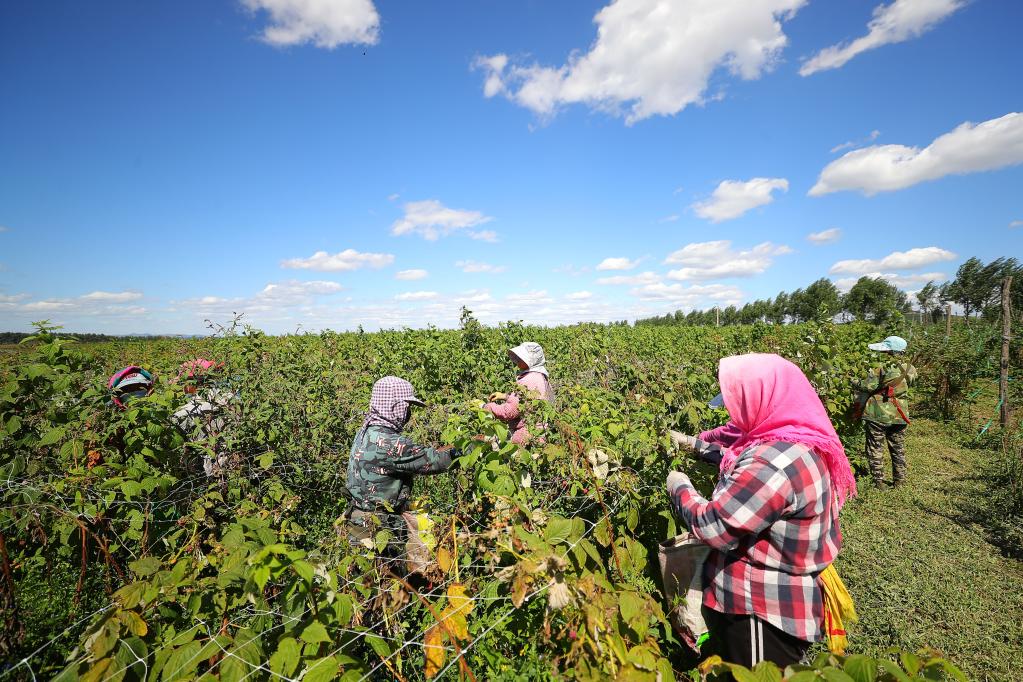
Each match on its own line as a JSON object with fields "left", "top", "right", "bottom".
{"left": 666, "top": 471, "right": 691, "bottom": 495}
{"left": 669, "top": 430, "right": 698, "bottom": 451}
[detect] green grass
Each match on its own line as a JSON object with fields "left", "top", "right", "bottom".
{"left": 835, "top": 418, "right": 1023, "bottom": 681}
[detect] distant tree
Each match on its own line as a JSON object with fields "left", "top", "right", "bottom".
{"left": 915, "top": 281, "right": 939, "bottom": 323}
{"left": 843, "top": 276, "right": 908, "bottom": 325}
{"left": 770, "top": 292, "right": 790, "bottom": 324}
{"left": 791, "top": 278, "right": 841, "bottom": 321}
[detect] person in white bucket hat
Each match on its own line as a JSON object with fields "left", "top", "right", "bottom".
{"left": 854, "top": 336, "right": 918, "bottom": 488}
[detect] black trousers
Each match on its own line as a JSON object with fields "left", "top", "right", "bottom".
{"left": 703, "top": 610, "right": 811, "bottom": 669}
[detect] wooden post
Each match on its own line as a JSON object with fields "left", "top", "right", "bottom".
{"left": 1001, "top": 276, "right": 1013, "bottom": 428}
{"left": 945, "top": 303, "right": 952, "bottom": 339}
{"left": 715, "top": 307, "right": 720, "bottom": 327}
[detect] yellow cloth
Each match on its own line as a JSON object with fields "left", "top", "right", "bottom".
{"left": 820, "top": 564, "right": 857, "bottom": 655}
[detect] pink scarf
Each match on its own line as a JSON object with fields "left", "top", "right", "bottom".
{"left": 717, "top": 353, "right": 857, "bottom": 510}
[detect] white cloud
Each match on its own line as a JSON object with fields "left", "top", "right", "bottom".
{"left": 831, "top": 130, "right": 881, "bottom": 153}
{"left": 241, "top": 0, "right": 380, "bottom": 48}
{"left": 395, "top": 269, "right": 429, "bottom": 281}
{"left": 659, "top": 214, "right": 680, "bottom": 223}
{"left": 664, "top": 241, "right": 792, "bottom": 280}
{"left": 395, "top": 291, "right": 439, "bottom": 301}
{"left": 629, "top": 282, "right": 745, "bottom": 308}
{"left": 834, "top": 271, "right": 948, "bottom": 292}
{"left": 505, "top": 290, "right": 554, "bottom": 306}
{"left": 810, "top": 112, "right": 1023, "bottom": 196}
{"left": 829, "top": 246, "right": 956, "bottom": 274}
{"left": 81, "top": 291, "right": 144, "bottom": 302}
{"left": 387, "top": 193, "right": 400, "bottom": 201}
{"left": 566, "top": 291, "right": 593, "bottom": 301}
{"left": 801, "top": 0, "right": 964, "bottom": 76}
{"left": 391, "top": 199, "right": 494, "bottom": 241}
{"left": 692, "top": 178, "right": 788, "bottom": 222}
{"left": 807, "top": 228, "right": 842, "bottom": 244}
{"left": 258, "top": 280, "right": 343, "bottom": 300}
{"left": 596, "top": 257, "right": 640, "bottom": 271}
{"left": 468, "top": 229, "right": 499, "bottom": 243}
{"left": 476, "top": 0, "right": 806, "bottom": 124}
{"left": 456, "top": 260, "right": 507, "bottom": 274}
{"left": 1009, "top": 220, "right": 1023, "bottom": 229}
{"left": 21, "top": 300, "right": 77, "bottom": 312}
{"left": 0, "top": 226, "right": 9, "bottom": 233}
{"left": 596, "top": 271, "right": 662, "bottom": 286}
{"left": 281, "top": 248, "right": 394, "bottom": 271}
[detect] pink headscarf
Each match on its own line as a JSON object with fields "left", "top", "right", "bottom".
{"left": 717, "top": 353, "right": 857, "bottom": 510}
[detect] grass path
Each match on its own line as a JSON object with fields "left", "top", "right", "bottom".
{"left": 836, "top": 418, "right": 1023, "bottom": 681}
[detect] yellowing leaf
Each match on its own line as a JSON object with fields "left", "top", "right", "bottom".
{"left": 447, "top": 583, "right": 473, "bottom": 614}
{"left": 424, "top": 626, "right": 446, "bottom": 679}
{"left": 436, "top": 547, "right": 452, "bottom": 574}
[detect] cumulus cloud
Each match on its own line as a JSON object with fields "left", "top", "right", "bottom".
{"left": 664, "top": 241, "right": 792, "bottom": 280}
{"left": 456, "top": 260, "right": 508, "bottom": 274}
{"left": 81, "top": 291, "right": 144, "bottom": 302}
{"left": 395, "top": 291, "right": 439, "bottom": 301}
{"left": 468, "top": 229, "right": 499, "bottom": 243}
{"left": 834, "top": 271, "right": 948, "bottom": 291}
{"left": 831, "top": 130, "right": 881, "bottom": 153}
{"left": 566, "top": 291, "right": 593, "bottom": 300}
{"left": 596, "top": 257, "right": 640, "bottom": 271}
{"left": 395, "top": 269, "right": 429, "bottom": 281}
{"left": 391, "top": 199, "right": 494, "bottom": 241}
{"left": 810, "top": 112, "right": 1023, "bottom": 196}
{"left": 801, "top": 0, "right": 964, "bottom": 76}
{"left": 807, "top": 228, "right": 842, "bottom": 244}
{"left": 829, "top": 246, "right": 956, "bottom": 274}
{"left": 281, "top": 248, "right": 394, "bottom": 271}
{"left": 258, "top": 280, "right": 343, "bottom": 300}
{"left": 241, "top": 0, "right": 380, "bottom": 48}
{"left": 692, "top": 178, "right": 788, "bottom": 222}
{"left": 596, "top": 271, "right": 662, "bottom": 286}
{"left": 476, "top": 0, "right": 806, "bottom": 124}
{"left": 629, "top": 282, "right": 745, "bottom": 308}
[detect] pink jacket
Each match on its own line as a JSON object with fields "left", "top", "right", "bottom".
{"left": 699, "top": 421, "right": 742, "bottom": 447}
{"left": 484, "top": 371, "right": 553, "bottom": 444}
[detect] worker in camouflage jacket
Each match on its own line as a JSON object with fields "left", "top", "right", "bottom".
{"left": 854, "top": 336, "right": 918, "bottom": 488}
{"left": 345, "top": 376, "right": 457, "bottom": 553}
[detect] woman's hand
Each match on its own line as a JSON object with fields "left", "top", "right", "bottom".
{"left": 666, "top": 471, "right": 691, "bottom": 495}
{"left": 488, "top": 391, "right": 508, "bottom": 402}
{"left": 669, "top": 430, "right": 698, "bottom": 452}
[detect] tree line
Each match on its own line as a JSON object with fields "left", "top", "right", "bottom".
{"left": 636, "top": 256, "right": 1021, "bottom": 327}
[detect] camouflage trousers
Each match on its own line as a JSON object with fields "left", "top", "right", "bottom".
{"left": 864, "top": 421, "right": 908, "bottom": 484}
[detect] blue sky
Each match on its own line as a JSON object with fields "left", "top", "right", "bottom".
{"left": 1, "top": 0, "right": 1021, "bottom": 334}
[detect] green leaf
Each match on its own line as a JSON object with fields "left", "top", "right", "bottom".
{"left": 365, "top": 635, "right": 391, "bottom": 659}
{"left": 544, "top": 516, "right": 573, "bottom": 545}
{"left": 300, "top": 621, "right": 331, "bottom": 644}
{"left": 618, "top": 591, "right": 646, "bottom": 628}
{"left": 303, "top": 656, "right": 340, "bottom": 682}
{"left": 750, "top": 660, "right": 783, "bottom": 682}
{"left": 258, "top": 452, "right": 274, "bottom": 469}
{"left": 820, "top": 669, "right": 856, "bottom": 682}
{"left": 843, "top": 655, "right": 878, "bottom": 682}
{"left": 876, "top": 660, "right": 912, "bottom": 682}
{"left": 292, "top": 560, "right": 315, "bottom": 585}
{"left": 162, "top": 641, "right": 202, "bottom": 681}
{"left": 130, "top": 556, "right": 162, "bottom": 577}
{"left": 270, "top": 637, "right": 301, "bottom": 677}
{"left": 38, "top": 426, "right": 67, "bottom": 446}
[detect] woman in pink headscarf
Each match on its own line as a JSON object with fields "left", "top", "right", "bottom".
{"left": 666, "top": 354, "right": 856, "bottom": 669}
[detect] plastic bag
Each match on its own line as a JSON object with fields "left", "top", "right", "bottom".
{"left": 820, "top": 564, "right": 857, "bottom": 654}
{"left": 658, "top": 532, "right": 710, "bottom": 653}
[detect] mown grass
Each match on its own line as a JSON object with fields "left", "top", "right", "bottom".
{"left": 835, "top": 418, "right": 1023, "bottom": 681}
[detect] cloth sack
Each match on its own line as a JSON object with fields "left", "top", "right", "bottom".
{"left": 658, "top": 532, "right": 710, "bottom": 652}
{"left": 402, "top": 511, "right": 437, "bottom": 575}
{"left": 820, "top": 564, "right": 857, "bottom": 655}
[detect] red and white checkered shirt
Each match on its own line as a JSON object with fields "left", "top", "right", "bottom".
{"left": 671, "top": 441, "right": 840, "bottom": 642}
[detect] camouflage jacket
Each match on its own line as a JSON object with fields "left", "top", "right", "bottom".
{"left": 855, "top": 361, "right": 918, "bottom": 426}
{"left": 345, "top": 425, "right": 453, "bottom": 512}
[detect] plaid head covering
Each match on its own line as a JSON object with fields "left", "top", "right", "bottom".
{"left": 363, "top": 376, "right": 425, "bottom": 430}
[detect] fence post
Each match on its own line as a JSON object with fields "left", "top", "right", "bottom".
{"left": 945, "top": 303, "right": 952, "bottom": 340}
{"left": 715, "top": 307, "right": 720, "bottom": 327}
{"left": 1001, "top": 276, "right": 1013, "bottom": 428}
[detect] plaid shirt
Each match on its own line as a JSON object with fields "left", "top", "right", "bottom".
{"left": 671, "top": 441, "right": 840, "bottom": 641}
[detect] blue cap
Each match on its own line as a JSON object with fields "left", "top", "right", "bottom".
{"left": 868, "top": 336, "right": 908, "bottom": 352}
{"left": 708, "top": 393, "right": 725, "bottom": 409}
